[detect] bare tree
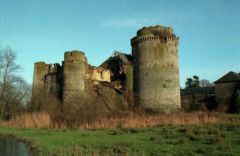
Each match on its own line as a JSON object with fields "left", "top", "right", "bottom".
{"left": 0, "top": 47, "right": 30, "bottom": 119}
{"left": 199, "top": 79, "right": 214, "bottom": 87}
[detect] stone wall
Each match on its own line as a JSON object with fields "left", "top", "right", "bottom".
{"left": 131, "top": 25, "right": 181, "bottom": 112}
{"left": 91, "top": 68, "right": 111, "bottom": 84}
{"left": 215, "top": 82, "right": 238, "bottom": 112}
{"left": 181, "top": 94, "right": 216, "bottom": 111}
{"left": 45, "top": 64, "right": 62, "bottom": 95}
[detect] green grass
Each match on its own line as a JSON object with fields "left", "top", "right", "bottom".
{"left": 0, "top": 115, "right": 240, "bottom": 156}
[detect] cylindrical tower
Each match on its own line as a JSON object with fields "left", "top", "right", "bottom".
{"left": 32, "top": 62, "right": 49, "bottom": 104}
{"left": 63, "top": 51, "right": 87, "bottom": 104}
{"left": 131, "top": 25, "right": 181, "bottom": 113}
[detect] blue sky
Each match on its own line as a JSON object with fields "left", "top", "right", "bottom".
{"left": 0, "top": 0, "right": 239, "bottom": 87}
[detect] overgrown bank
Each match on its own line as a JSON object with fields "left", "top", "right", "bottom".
{"left": 0, "top": 112, "right": 219, "bottom": 129}
{"left": 0, "top": 114, "right": 240, "bottom": 156}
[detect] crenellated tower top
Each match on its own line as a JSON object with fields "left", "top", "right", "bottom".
{"left": 131, "top": 25, "right": 179, "bottom": 46}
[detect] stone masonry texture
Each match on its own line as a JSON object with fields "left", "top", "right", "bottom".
{"left": 131, "top": 25, "right": 181, "bottom": 112}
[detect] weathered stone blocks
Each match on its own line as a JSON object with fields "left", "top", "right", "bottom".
{"left": 131, "top": 25, "right": 181, "bottom": 113}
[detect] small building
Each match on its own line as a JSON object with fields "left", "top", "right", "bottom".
{"left": 181, "top": 86, "right": 216, "bottom": 111}
{"left": 214, "top": 71, "right": 240, "bottom": 112}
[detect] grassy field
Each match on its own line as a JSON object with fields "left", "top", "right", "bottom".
{"left": 0, "top": 114, "right": 240, "bottom": 156}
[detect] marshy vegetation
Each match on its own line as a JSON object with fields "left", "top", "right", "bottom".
{"left": 0, "top": 112, "right": 219, "bottom": 129}
{"left": 0, "top": 113, "right": 240, "bottom": 156}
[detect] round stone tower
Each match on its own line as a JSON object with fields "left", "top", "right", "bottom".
{"left": 131, "top": 25, "right": 181, "bottom": 113}
{"left": 32, "top": 62, "right": 49, "bottom": 104}
{"left": 63, "top": 51, "right": 87, "bottom": 104}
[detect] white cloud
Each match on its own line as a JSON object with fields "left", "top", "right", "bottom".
{"left": 102, "top": 17, "right": 158, "bottom": 28}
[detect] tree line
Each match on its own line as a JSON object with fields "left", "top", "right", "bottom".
{"left": 185, "top": 75, "right": 213, "bottom": 88}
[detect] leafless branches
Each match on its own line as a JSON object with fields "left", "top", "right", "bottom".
{"left": 0, "top": 47, "right": 30, "bottom": 119}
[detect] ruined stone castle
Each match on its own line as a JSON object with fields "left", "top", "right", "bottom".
{"left": 32, "top": 25, "right": 181, "bottom": 113}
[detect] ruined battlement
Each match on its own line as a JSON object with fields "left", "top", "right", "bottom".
{"left": 137, "top": 25, "right": 174, "bottom": 36}
{"left": 47, "top": 63, "right": 61, "bottom": 74}
{"left": 131, "top": 36, "right": 179, "bottom": 46}
{"left": 34, "top": 62, "right": 49, "bottom": 72}
{"left": 34, "top": 62, "right": 61, "bottom": 74}
{"left": 64, "top": 51, "right": 87, "bottom": 63}
{"left": 131, "top": 25, "right": 178, "bottom": 46}
{"left": 34, "top": 61, "right": 47, "bottom": 65}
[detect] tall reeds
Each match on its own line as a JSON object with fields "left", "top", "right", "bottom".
{"left": 0, "top": 112, "right": 219, "bottom": 129}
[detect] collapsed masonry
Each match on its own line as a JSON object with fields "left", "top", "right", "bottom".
{"left": 32, "top": 25, "right": 181, "bottom": 113}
